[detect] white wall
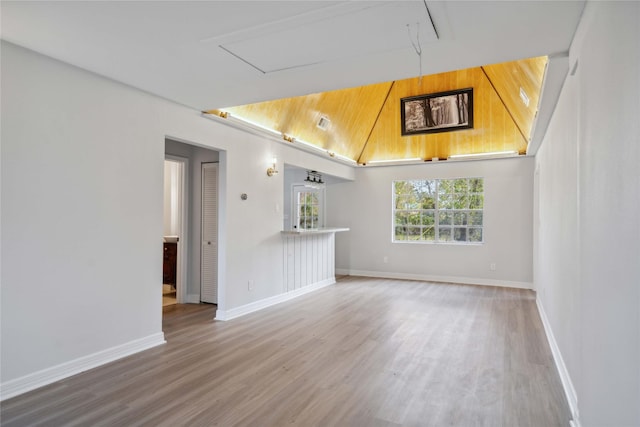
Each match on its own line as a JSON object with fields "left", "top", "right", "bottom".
{"left": 0, "top": 41, "right": 353, "bottom": 395}
{"left": 534, "top": 2, "right": 640, "bottom": 426}
{"left": 327, "top": 157, "right": 534, "bottom": 288}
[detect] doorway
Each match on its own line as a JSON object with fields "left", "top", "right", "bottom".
{"left": 163, "top": 156, "right": 188, "bottom": 306}
{"left": 163, "top": 138, "right": 223, "bottom": 313}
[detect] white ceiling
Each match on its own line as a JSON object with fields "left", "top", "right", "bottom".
{"left": 1, "top": 1, "right": 584, "bottom": 112}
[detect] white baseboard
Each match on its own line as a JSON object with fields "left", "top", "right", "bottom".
{"left": 215, "top": 278, "right": 335, "bottom": 321}
{"left": 185, "top": 294, "right": 200, "bottom": 304}
{"left": 335, "top": 269, "right": 533, "bottom": 290}
{"left": 536, "top": 296, "right": 580, "bottom": 427}
{"left": 0, "top": 332, "right": 166, "bottom": 401}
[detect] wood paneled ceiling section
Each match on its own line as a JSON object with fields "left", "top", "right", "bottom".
{"left": 211, "top": 57, "right": 547, "bottom": 164}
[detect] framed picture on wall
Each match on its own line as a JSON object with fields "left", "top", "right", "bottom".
{"left": 401, "top": 88, "right": 473, "bottom": 136}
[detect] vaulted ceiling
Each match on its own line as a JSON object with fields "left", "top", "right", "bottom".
{"left": 207, "top": 56, "right": 547, "bottom": 163}
{"left": 2, "top": 1, "right": 585, "bottom": 161}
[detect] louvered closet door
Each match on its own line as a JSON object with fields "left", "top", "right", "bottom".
{"left": 201, "top": 162, "right": 218, "bottom": 304}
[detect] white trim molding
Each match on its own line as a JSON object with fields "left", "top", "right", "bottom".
{"left": 0, "top": 333, "right": 166, "bottom": 401}
{"left": 335, "top": 269, "right": 533, "bottom": 290}
{"left": 536, "top": 296, "right": 581, "bottom": 427}
{"left": 215, "top": 278, "right": 335, "bottom": 321}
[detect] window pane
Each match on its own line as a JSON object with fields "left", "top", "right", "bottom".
{"left": 468, "top": 211, "right": 483, "bottom": 226}
{"left": 395, "top": 196, "right": 408, "bottom": 210}
{"left": 395, "top": 211, "right": 409, "bottom": 225}
{"left": 469, "top": 228, "right": 483, "bottom": 242}
{"left": 423, "top": 180, "right": 437, "bottom": 194}
{"left": 408, "top": 211, "right": 421, "bottom": 225}
{"left": 407, "top": 227, "right": 421, "bottom": 240}
{"left": 454, "top": 212, "right": 467, "bottom": 225}
{"left": 395, "top": 226, "right": 407, "bottom": 240}
{"left": 397, "top": 195, "right": 420, "bottom": 209}
{"left": 453, "top": 194, "right": 469, "bottom": 209}
{"left": 453, "top": 178, "right": 468, "bottom": 193}
{"left": 410, "top": 180, "right": 424, "bottom": 195}
{"left": 420, "top": 195, "right": 436, "bottom": 209}
{"left": 421, "top": 211, "right": 435, "bottom": 226}
{"left": 439, "top": 195, "right": 454, "bottom": 209}
{"left": 439, "top": 179, "right": 454, "bottom": 195}
{"left": 469, "top": 194, "right": 484, "bottom": 209}
{"left": 439, "top": 211, "right": 453, "bottom": 225}
{"left": 395, "top": 181, "right": 412, "bottom": 195}
{"left": 439, "top": 227, "right": 452, "bottom": 241}
{"left": 469, "top": 178, "right": 483, "bottom": 193}
{"left": 454, "top": 227, "right": 467, "bottom": 242}
{"left": 422, "top": 226, "right": 435, "bottom": 241}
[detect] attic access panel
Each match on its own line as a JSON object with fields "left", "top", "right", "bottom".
{"left": 219, "top": 1, "right": 437, "bottom": 74}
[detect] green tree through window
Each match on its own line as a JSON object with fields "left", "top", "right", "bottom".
{"left": 297, "top": 191, "right": 320, "bottom": 229}
{"left": 394, "top": 178, "right": 483, "bottom": 243}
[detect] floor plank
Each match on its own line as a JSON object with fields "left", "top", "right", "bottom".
{"left": 1, "top": 277, "right": 571, "bottom": 426}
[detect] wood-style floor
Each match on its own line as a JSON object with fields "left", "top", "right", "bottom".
{"left": 1, "top": 277, "right": 570, "bottom": 426}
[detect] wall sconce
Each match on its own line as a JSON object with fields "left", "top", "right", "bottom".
{"left": 267, "top": 156, "right": 279, "bottom": 177}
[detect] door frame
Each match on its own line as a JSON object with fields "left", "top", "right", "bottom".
{"left": 165, "top": 154, "right": 189, "bottom": 304}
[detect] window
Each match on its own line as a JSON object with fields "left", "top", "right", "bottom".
{"left": 393, "top": 177, "right": 484, "bottom": 243}
{"left": 294, "top": 186, "right": 324, "bottom": 230}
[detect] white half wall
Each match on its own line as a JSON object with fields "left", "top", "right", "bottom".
{"left": 0, "top": 41, "right": 354, "bottom": 396}
{"left": 327, "top": 157, "right": 534, "bottom": 287}
{"left": 534, "top": 2, "right": 640, "bottom": 426}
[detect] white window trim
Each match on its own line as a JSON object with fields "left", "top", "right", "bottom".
{"left": 392, "top": 177, "right": 484, "bottom": 245}
{"left": 291, "top": 184, "right": 325, "bottom": 230}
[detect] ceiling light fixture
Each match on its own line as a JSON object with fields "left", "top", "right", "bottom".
{"left": 304, "top": 170, "right": 324, "bottom": 188}
{"left": 448, "top": 150, "right": 519, "bottom": 160}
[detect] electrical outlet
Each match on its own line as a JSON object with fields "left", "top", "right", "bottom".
{"left": 490, "top": 263, "right": 496, "bottom": 271}
{"left": 383, "top": 256, "right": 389, "bottom": 263}
{"left": 248, "top": 280, "right": 254, "bottom": 291}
